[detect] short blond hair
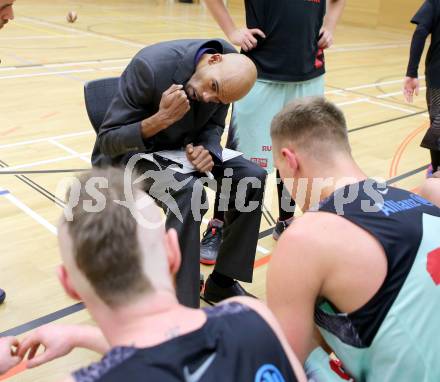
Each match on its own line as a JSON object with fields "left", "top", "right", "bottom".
{"left": 271, "top": 97, "right": 351, "bottom": 155}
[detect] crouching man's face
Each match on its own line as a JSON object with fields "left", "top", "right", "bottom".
{"left": 0, "top": 0, "right": 15, "bottom": 30}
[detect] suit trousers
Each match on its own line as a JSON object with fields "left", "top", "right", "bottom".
{"left": 135, "top": 155, "right": 267, "bottom": 307}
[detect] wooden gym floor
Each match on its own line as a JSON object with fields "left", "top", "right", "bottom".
{"left": 0, "top": 0, "right": 430, "bottom": 380}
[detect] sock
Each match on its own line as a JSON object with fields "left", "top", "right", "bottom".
{"left": 431, "top": 150, "right": 440, "bottom": 172}
{"left": 277, "top": 170, "right": 295, "bottom": 221}
{"left": 210, "top": 270, "right": 234, "bottom": 288}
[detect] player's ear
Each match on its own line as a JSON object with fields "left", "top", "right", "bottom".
{"left": 164, "top": 228, "right": 182, "bottom": 276}
{"left": 57, "top": 265, "right": 81, "bottom": 301}
{"left": 208, "top": 53, "right": 223, "bottom": 65}
{"left": 281, "top": 148, "right": 299, "bottom": 175}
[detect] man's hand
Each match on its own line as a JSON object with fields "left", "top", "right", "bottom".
{"left": 318, "top": 27, "right": 334, "bottom": 49}
{"left": 18, "top": 324, "right": 79, "bottom": 368}
{"left": 186, "top": 144, "right": 214, "bottom": 173}
{"left": 403, "top": 77, "right": 420, "bottom": 103}
{"left": 228, "top": 27, "right": 266, "bottom": 52}
{"left": 158, "top": 84, "right": 190, "bottom": 126}
{"left": 0, "top": 337, "right": 21, "bottom": 375}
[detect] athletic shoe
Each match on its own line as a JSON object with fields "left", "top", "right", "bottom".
{"left": 200, "top": 219, "right": 223, "bottom": 265}
{"left": 203, "top": 275, "right": 255, "bottom": 303}
{"left": 272, "top": 217, "right": 294, "bottom": 241}
{"left": 0, "top": 288, "right": 5, "bottom": 304}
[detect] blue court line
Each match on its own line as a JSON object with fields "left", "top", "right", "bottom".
{"left": 0, "top": 190, "right": 10, "bottom": 196}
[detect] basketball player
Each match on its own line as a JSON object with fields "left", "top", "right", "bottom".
{"left": 19, "top": 168, "right": 306, "bottom": 382}
{"left": 200, "top": 0, "right": 345, "bottom": 265}
{"left": 403, "top": 0, "right": 440, "bottom": 176}
{"left": 0, "top": 0, "right": 16, "bottom": 304}
{"left": 268, "top": 97, "right": 440, "bottom": 380}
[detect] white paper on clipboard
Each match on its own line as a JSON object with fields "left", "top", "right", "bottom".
{"left": 141, "top": 148, "right": 243, "bottom": 175}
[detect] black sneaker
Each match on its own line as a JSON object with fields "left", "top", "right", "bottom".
{"left": 203, "top": 275, "right": 255, "bottom": 303}
{"left": 0, "top": 288, "right": 5, "bottom": 304}
{"left": 272, "top": 217, "right": 294, "bottom": 241}
{"left": 200, "top": 219, "right": 223, "bottom": 265}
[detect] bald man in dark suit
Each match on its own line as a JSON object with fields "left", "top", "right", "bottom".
{"left": 92, "top": 39, "right": 266, "bottom": 308}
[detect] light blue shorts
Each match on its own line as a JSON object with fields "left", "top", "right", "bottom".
{"left": 229, "top": 75, "right": 325, "bottom": 173}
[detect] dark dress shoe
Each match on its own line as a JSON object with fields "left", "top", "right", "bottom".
{"left": 203, "top": 276, "right": 255, "bottom": 303}
{"left": 0, "top": 288, "right": 5, "bottom": 304}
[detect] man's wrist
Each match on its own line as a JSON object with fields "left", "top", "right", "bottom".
{"left": 141, "top": 112, "right": 169, "bottom": 139}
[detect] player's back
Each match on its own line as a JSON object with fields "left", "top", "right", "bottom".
{"left": 72, "top": 302, "right": 299, "bottom": 382}
{"left": 315, "top": 180, "right": 440, "bottom": 381}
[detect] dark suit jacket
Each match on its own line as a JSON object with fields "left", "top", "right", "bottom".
{"left": 92, "top": 39, "right": 237, "bottom": 167}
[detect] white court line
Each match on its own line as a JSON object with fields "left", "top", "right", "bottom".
{"left": 346, "top": 77, "right": 425, "bottom": 91}
{"left": 328, "top": 43, "right": 408, "bottom": 53}
{"left": 365, "top": 99, "right": 417, "bottom": 114}
{"left": 0, "top": 69, "right": 94, "bottom": 80}
{"left": 20, "top": 17, "right": 145, "bottom": 49}
{"left": 336, "top": 98, "right": 369, "bottom": 107}
{"left": 364, "top": 99, "right": 415, "bottom": 114}
{"left": 256, "top": 245, "right": 270, "bottom": 255}
{"left": 0, "top": 189, "right": 57, "bottom": 235}
{"left": 0, "top": 35, "right": 83, "bottom": 40}
{"left": 334, "top": 96, "right": 419, "bottom": 114}
{"left": 332, "top": 40, "right": 408, "bottom": 48}
{"left": 48, "top": 139, "right": 91, "bottom": 164}
{"left": 6, "top": 152, "right": 91, "bottom": 170}
{"left": 377, "top": 87, "right": 427, "bottom": 99}
{"left": 325, "top": 89, "right": 345, "bottom": 96}
{"left": 0, "top": 131, "right": 93, "bottom": 150}
{"left": 0, "top": 58, "right": 130, "bottom": 72}
{"left": 100, "top": 66, "right": 125, "bottom": 71}
{"left": 45, "top": 58, "right": 129, "bottom": 69}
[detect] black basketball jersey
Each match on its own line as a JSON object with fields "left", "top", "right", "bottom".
{"left": 243, "top": 0, "right": 326, "bottom": 82}
{"left": 72, "top": 302, "right": 297, "bottom": 382}
{"left": 315, "top": 179, "right": 440, "bottom": 347}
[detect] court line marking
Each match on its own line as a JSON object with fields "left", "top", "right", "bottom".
{"left": 0, "top": 68, "right": 95, "bottom": 80}
{"left": 332, "top": 95, "right": 416, "bottom": 114}
{"left": 377, "top": 87, "right": 427, "bottom": 99}
{"left": 364, "top": 99, "right": 414, "bottom": 114}
{"left": 348, "top": 110, "right": 428, "bottom": 133}
{"left": 328, "top": 43, "right": 409, "bottom": 53}
{"left": 0, "top": 188, "right": 57, "bottom": 235}
{"left": 5, "top": 152, "right": 91, "bottom": 170}
{"left": 0, "top": 58, "right": 130, "bottom": 72}
{"left": 0, "top": 130, "right": 93, "bottom": 150}
{"left": 0, "top": 303, "right": 84, "bottom": 338}
{"left": 0, "top": 34, "right": 84, "bottom": 40}
{"left": 336, "top": 98, "right": 369, "bottom": 107}
{"left": 20, "top": 16, "right": 145, "bottom": 49}
{"left": 48, "top": 139, "right": 91, "bottom": 164}
{"left": 345, "top": 77, "right": 425, "bottom": 92}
